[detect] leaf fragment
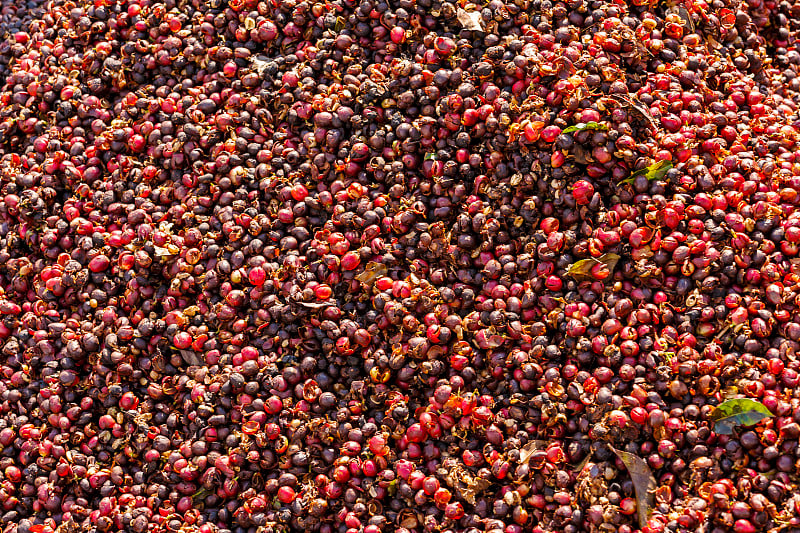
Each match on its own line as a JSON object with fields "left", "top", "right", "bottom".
{"left": 154, "top": 246, "right": 175, "bottom": 258}
{"left": 619, "top": 160, "right": 673, "bottom": 185}
{"left": 562, "top": 121, "right": 609, "bottom": 134}
{"left": 355, "top": 262, "right": 388, "bottom": 285}
{"left": 710, "top": 398, "right": 773, "bottom": 435}
{"left": 441, "top": 464, "right": 490, "bottom": 505}
{"left": 296, "top": 300, "right": 334, "bottom": 309}
{"left": 334, "top": 16, "right": 346, "bottom": 32}
{"left": 610, "top": 447, "right": 657, "bottom": 529}
{"left": 519, "top": 440, "right": 549, "bottom": 464}
{"left": 608, "top": 94, "right": 658, "bottom": 131}
{"left": 456, "top": 8, "right": 484, "bottom": 32}
{"left": 566, "top": 253, "right": 620, "bottom": 281}
{"left": 179, "top": 350, "right": 204, "bottom": 367}
{"left": 252, "top": 56, "right": 271, "bottom": 77}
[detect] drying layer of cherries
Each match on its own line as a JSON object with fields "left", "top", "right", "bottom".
{"left": 1, "top": 0, "right": 800, "bottom": 532}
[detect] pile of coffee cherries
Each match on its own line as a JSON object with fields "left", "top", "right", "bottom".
{"left": 1, "top": 0, "right": 800, "bottom": 532}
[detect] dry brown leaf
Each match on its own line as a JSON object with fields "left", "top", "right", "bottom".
{"left": 456, "top": 8, "right": 484, "bottom": 32}
{"left": 610, "top": 447, "right": 657, "bottom": 529}
{"left": 355, "top": 261, "right": 388, "bottom": 285}
{"left": 442, "top": 464, "right": 490, "bottom": 505}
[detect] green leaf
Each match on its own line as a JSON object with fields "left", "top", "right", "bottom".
{"left": 192, "top": 487, "right": 212, "bottom": 503}
{"left": 562, "top": 121, "right": 608, "bottom": 134}
{"left": 566, "top": 259, "right": 596, "bottom": 280}
{"left": 566, "top": 253, "right": 620, "bottom": 282}
{"left": 711, "top": 398, "right": 773, "bottom": 435}
{"left": 610, "top": 447, "right": 657, "bottom": 529}
{"left": 424, "top": 153, "right": 437, "bottom": 161}
{"left": 619, "top": 160, "right": 673, "bottom": 185}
